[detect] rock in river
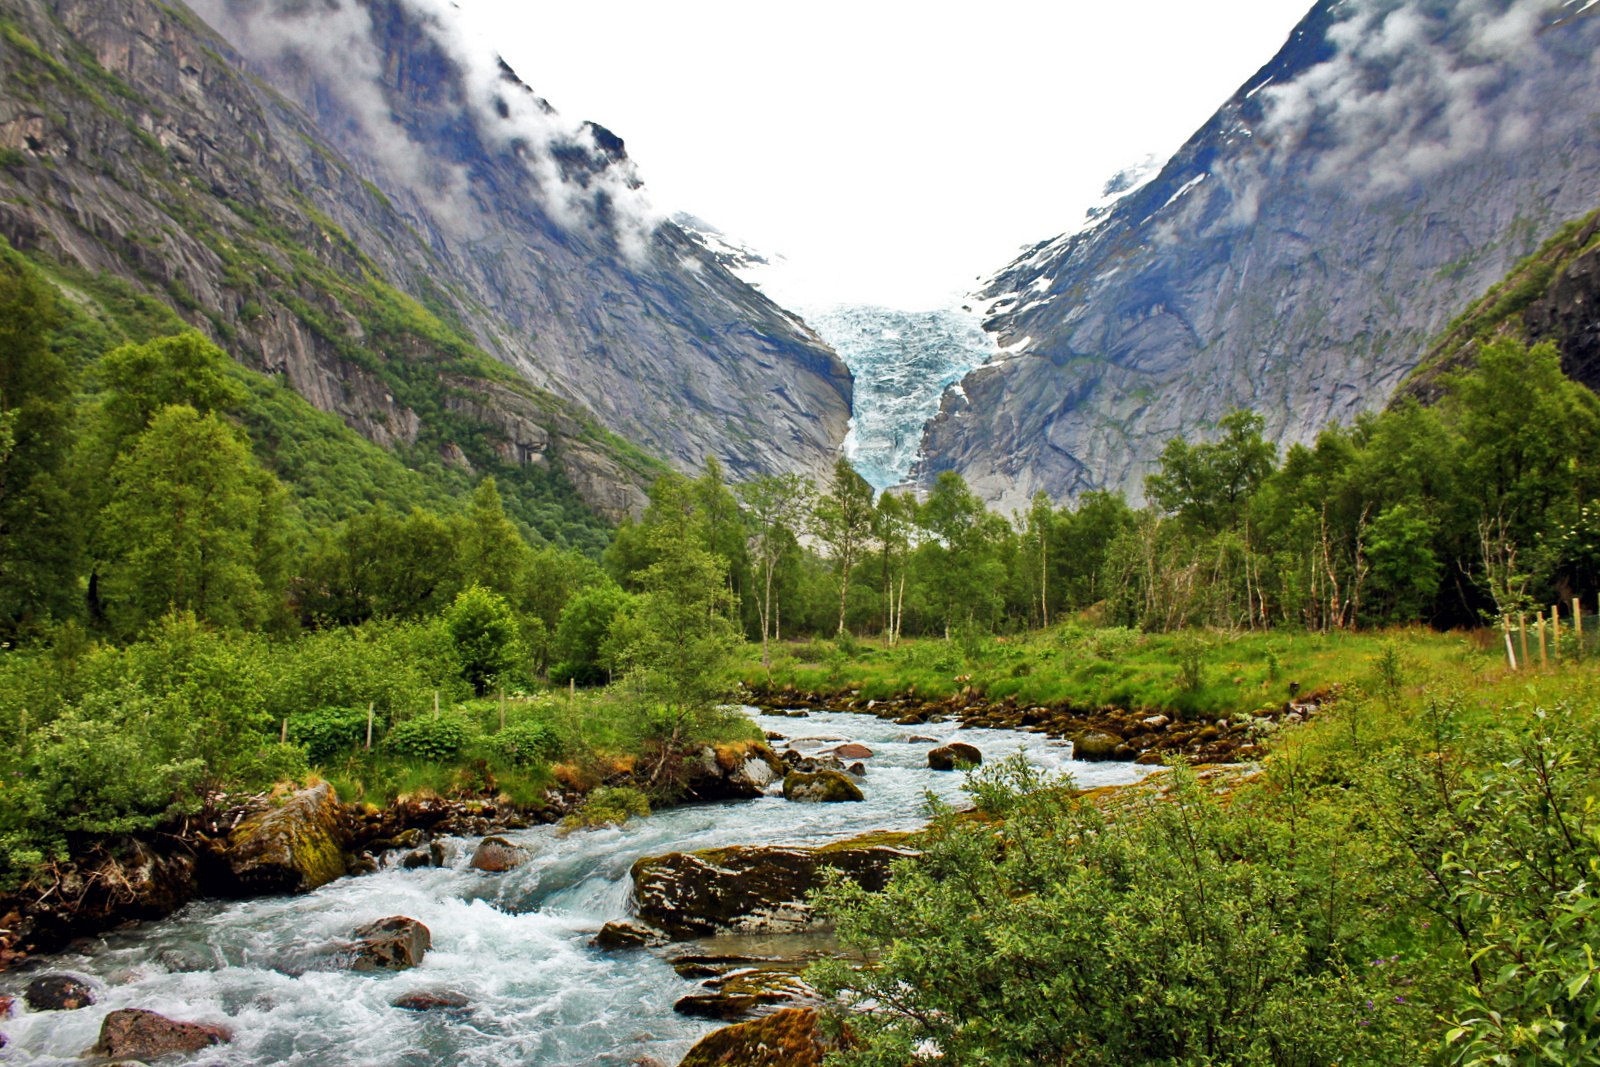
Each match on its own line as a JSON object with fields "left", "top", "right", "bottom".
{"left": 927, "top": 743, "right": 982, "bottom": 771}
{"left": 630, "top": 835, "right": 916, "bottom": 939}
{"left": 680, "top": 1007, "right": 846, "bottom": 1067}
{"left": 832, "top": 743, "right": 873, "bottom": 760}
{"left": 222, "top": 782, "right": 349, "bottom": 894}
{"left": 24, "top": 974, "right": 95, "bottom": 1011}
{"left": 1073, "top": 731, "right": 1125, "bottom": 762}
{"left": 782, "top": 770, "right": 864, "bottom": 803}
{"left": 95, "top": 1009, "right": 227, "bottom": 1059}
{"left": 468, "top": 836, "right": 529, "bottom": 872}
{"left": 348, "top": 916, "right": 431, "bottom": 971}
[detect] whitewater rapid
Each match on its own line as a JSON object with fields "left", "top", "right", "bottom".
{"left": 2, "top": 708, "right": 1148, "bottom": 1066}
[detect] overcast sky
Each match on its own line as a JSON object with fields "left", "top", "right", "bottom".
{"left": 455, "top": 0, "right": 1313, "bottom": 309}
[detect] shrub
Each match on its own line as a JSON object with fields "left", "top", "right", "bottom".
{"left": 385, "top": 715, "right": 469, "bottom": 761}
{"left": 288, "top": 706, "right": 379, "bottom": 763}
{"left": 561, "top": 786, "right": 650, "bottom": 831}
{"left": 493, "top": 721, "right": 558, "bottom": 766}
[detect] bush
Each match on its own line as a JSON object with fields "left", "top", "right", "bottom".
{"left": 493, "top": 721, "right": 558, "bottom": 766}
{"left": 288, "top": 706, "right": 379, "bottom": 763}
{"left": 561, "top": 785, "right": 650, "bottom": 831}
{"left": 385, "top": 715, "right": 469, "bottom": 761}
{"left": 444, "top": 585, "right": 524, "bottom": 695}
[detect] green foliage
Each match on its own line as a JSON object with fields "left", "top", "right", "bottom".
{"left": 444, "top": 584, "right": 524, "bottom": 695}
{"left": 288, "top": 706, "right": 379, "bottom": 763}
{"left": 560, "top": 785, "right": 649, "bottom": 830}
{"left": 492, "top": 720, "right": 558, "bottom": 767}
{"left": 1146, "top": 409, "right": 1277, "bottom": 534}
{"left": 812, "top": 762, "right": 1421, "bottom": 1066}
{"left": 550, "top": 583, "right": 632, "bottom": 686}
{"left": 384, "top": 714, "right": 469, "bottom": 762}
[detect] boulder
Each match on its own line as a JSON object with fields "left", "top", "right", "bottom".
{"left": 348, "top": 916, "right": 431, "bottom": 971}
{"left": 782, "top": 770, "right": 863, "bottom": 803}
{"left": 223, "top": 782, "right": 349, "bottom": 894}
{"left": 591, "top": 921, "right": 670, "bottom": 949}
{"left": 95, "top": 1009, "right": 227, "bottom": 1059}
{"left": 893, "top": 714, "right": 925, "bottom": 726}
{"left": 1073, "top": 732, "right": 1124, "bottom": 761}
{"left": 908, "top": 735, "right": 939, "bottom": 743}
{"left": 468, "top": 836, "right": 529, "bottom": 872}
{"left": 927, "top": 743, "right": 982, "bottom": 771}
{"left": 683, "top": 743, "right": 788, "bottom": 800}
{"left": 833, "top": 743, "right": 873, "bottom": 760}
{"left": 631, "top": 835, "right": 917, "bottom": 939}
{"left": 430, "top": 840, "right": 456, "bottom": 868}
{"left": 400, "top": 850, "right": 432, "bottom": 870}
{"left": 846, "top": 762, "right": 866, "bottom": 776}
{"left": 393, "top": 991, "right": 471, "bottom": 1012}
{"left": 679, "top": 1008, "right": 846, "bottom": 1067}
{"left": 24, "top": 974, "right": 95, "bottom": 1011}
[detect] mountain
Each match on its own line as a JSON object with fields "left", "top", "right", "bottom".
{"left": 919, "top": 0, "right": 1600, "bottom": 510}
{"left": 0, "top": 0, "right": 852, "bottom": 522}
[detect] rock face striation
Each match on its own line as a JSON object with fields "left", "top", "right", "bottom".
{"left": 0, "top": 0, "right": 851, "bottom": 519}
{"left": 920, "top": 1, "right": 1600, "bottom": 509}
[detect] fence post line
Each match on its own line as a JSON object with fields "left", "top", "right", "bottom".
{"left": 1553, "top": 604, "right": 1562, "bottom": 661}
{"left": 1576, "top": 597, "right": 1585, "bottom": 656}
{"left": 280, "top": 717, "right": 288, "bottom": 744}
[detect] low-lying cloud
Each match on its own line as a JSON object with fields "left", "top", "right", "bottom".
{"left": 1254, "top": 0, "right": 1594, "bottom": 194}
{"left": 190, "top": 0, "right": 660, "bottom": 257}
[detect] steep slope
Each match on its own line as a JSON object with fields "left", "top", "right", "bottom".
{"left": 920, "top": 0, "right": 1600, "bottom": 509}
{"left": 1399, "top": 203, "right": 1600, "bottom": 402}
{"left": 0, "top": 0, "right": 851, "bottom": 524}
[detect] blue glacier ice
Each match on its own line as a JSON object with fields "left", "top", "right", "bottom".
{"left": 798, "top": 303, "right": 998, "bottom": 491}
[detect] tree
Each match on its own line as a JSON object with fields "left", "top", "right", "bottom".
{"left": 918, "top": 471, "right": 1005, "bottom": 633}
{"left": 736, "top": 472, "right": 812, "bottom": 667}
{"left": 1146, "top": 410, "right": 1277, "bottom": 534}
{"left": 294, "top": 506, "right": 458, "bottom": 625}
{"left": 444, "top": 584, "right": 524, "bottom": 695}
{"left": 456, "top": 477, "right": 529, "bottom": 600}
{"left": 1364, "top": 504, "right": 1440, "bottom": 624}
{"left": 612, "top": 477, "right": 742, "bottom": 776}
{"left": 97, "top": 333, "right": 247, "bottom": 449}
{"left": 100, "top": 406, "right": 284, "bottom": 632}
{"left": 813, "top": 458, "right": 876, "bottom": 635}
{"left": 550, "top": 583, "right": 633, "bottom": 686}
{"left": 0, "top": 248, "right": 78, "bottom": 632}
{"left": 874, "top": 490, "right": 916, "bottom": 646}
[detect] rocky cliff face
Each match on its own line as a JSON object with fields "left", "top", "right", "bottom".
{"left": 0, "top": 0, "right": 851, "bottom": 520}
{"left": 920, "top": 0, "right": 1600, "bottom": 510}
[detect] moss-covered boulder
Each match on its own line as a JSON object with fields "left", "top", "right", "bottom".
{"left": 679, "top": 1008, "right": 846, "bottom": 1067}
{"left": 630, "top": 834, "right": 917, "bottom": 939}
{"left": 782, "top": 770, "right": 864, "bottom": 803}
{"left": 1073, "top": 731, "right": 1124, "bottom": 762}
{"left": 223, "top": 782, "right": 349, "bottom": 894}
{"left": 927, "top": 742, "right": 983, "bottom": 771}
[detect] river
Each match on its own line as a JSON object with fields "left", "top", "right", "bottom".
{"left": 3, "top": 707, "right": 1150, "bottom": 1066}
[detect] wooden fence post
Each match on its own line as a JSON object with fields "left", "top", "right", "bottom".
{"left": 433, "top": 690, "right": 440, "bottom": 718}
{"left": 1519, "top": 612, "right": 1529, "bottom": 670}
{"left": 1538, "top": 611, "right": 1548, "bottom": 666}
{"left": 1553, "top": 604, "right": 1562, "bottom": 661}
{"left": 365, "top": 702, "right": 375, "bottom": 749}
{"left": 1576, "top": 597, "right": 1585, "bottom": 656}
{"left": 280, "top": 717, "right": 288, "bottom": 744}
{"left": 1503, "top": 616, "right": 1519, "bottom": 671}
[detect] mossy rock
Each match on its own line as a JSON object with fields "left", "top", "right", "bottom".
{"left": 630, "top": 836, "right": 917, "bottom": 939}
{"left": 680, "top": 1008, "right": 844, "bottom": 1067}
{"left": 1072, "top": 731, "right": 1124, "bottom": 762}
{"left": 782, "top": 770, "right": 864, "bottom": 803}
{"left": 224, "top": 782, "right": 350, "bottom": 893}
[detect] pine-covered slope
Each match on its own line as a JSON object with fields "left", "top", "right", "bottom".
{"left": 920, "top": 0, "right": 1600, "bottom": 509}
{"left": 0, "top": 0, "right": 852, "bottom": 523}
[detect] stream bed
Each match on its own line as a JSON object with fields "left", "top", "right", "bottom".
{"left": 4, "top": 707, "right": 1151, "bottom": 1066}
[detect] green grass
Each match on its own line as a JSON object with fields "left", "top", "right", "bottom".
{"left": 745, "top": 622, "right": 1585, "bottom": 721}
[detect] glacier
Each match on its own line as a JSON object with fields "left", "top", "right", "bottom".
{"left": 798, "top": 303, "right": 998, "bottom": 491}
